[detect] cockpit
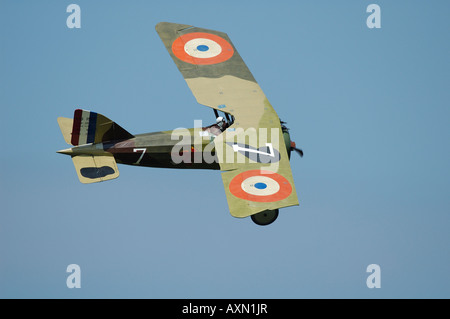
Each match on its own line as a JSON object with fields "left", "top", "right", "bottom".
{"left": 202, "top": 110, "right": 235, "bottom": 136}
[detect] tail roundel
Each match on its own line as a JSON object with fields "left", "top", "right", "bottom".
{"left": 70, "top": 109, "right": 133, "bottom": 146}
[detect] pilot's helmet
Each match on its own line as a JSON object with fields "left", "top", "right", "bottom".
{"left": 216, "top": 116, "right": 224, "bottom": 123}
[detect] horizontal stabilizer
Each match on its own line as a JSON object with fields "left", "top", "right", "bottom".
{"left": 72, "top": 154, "right": 119, "bottom": 184}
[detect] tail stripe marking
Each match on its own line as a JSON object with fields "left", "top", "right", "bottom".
{"left": 86, "top": 111, "right": 97, "bottom": 144}
{"left": 78, "top": 111, "right": 91, "bottom": 145}
{"left": 71, "top": 109, "right": 82, "bottom": 145}
{"left": 70, "top": 109, "right": 133, "bottom": 146}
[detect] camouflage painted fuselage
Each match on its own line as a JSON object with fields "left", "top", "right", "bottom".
{"left": 105, "top": 128, "right": 220, "bottom": 170}
{"left": 61, "top": 127, "right": 292, "bottom": 170}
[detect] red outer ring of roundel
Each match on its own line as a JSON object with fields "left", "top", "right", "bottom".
{"left": 229, "top": 170, "right": 292, "bottom": 203}
{"left": 172, "top": 32, "right": 234, "bottom": 65}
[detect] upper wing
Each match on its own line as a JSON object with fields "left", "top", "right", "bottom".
{"left": 155, "top": 21, "right": 268, "bottom": 124}
{"left": 156, "top": 22, "right": 299, "bottom": 217}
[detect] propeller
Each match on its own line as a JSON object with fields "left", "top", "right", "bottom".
{"left": 280, "top": 120, "right": 304, "bottom": 158}
{"left": 290, "top": 141, "right": 303, "bottom": 157}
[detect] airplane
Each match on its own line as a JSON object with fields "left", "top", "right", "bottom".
{"left": 57, "top": 22, "right": 303, "bottom": 226}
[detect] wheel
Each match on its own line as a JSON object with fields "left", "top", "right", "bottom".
{"left": 251, "top": 209, "right": 279, "bottom": 226}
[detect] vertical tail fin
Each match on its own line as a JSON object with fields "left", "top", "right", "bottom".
{"left": 57, "top": 117, "right": 74, "bottom": 145}
{"left": 70, "top": 109, "right": 133, "bottom": 145}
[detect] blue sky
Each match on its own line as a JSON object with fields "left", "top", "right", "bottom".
{"left": 1, "top": 0, "right": 449, "bottom": 298}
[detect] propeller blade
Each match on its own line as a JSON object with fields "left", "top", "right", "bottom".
{"left": 290, "top": 141, "right": 303, "bottom": 157}
{"left": 292, "top": 147, "right": 303, "bottom": 157}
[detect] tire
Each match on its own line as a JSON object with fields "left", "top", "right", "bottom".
{"left": 251, "top": 209, "right": 279, "bottom": 226}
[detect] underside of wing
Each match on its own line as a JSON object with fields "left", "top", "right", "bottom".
{"left": 156, "top": 22, "right": 300, "bottom": 219}
{"left": 155, "top": 22, "right": 277, "bottom": 126}
{"left": 217, "top": 125, "right": 299, "bottom": 218}
{"left": 222, "top": 167, "right": 299, "bottom": 218}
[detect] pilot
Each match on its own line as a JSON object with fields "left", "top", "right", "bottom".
{"left": 216, "top": 116, "right": 227, "bottom": 131}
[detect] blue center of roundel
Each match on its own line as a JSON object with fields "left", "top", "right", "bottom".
{"left": 197, "top": 45, "right": 209, "bottom": 52}
{"left": 254, "top": 182, "right": 267, "bottom": 190}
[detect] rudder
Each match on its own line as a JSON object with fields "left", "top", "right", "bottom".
{"left": 71, "top": 109, "right": 133, "bottom": 146}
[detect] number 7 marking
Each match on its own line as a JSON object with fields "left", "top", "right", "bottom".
{"left": 133, "top": 148, "right": 146, "bottom": 164}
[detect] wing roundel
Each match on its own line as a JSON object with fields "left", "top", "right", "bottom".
{"left": 171, "top": 32, "right": 234, "bottom": 65}
{"left": 156, "top": 21, "right": 267, "bottom": 120}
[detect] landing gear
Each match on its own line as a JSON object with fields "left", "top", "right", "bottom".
{"left": 251, "top": 209, "right": 279, "bottom": 226}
